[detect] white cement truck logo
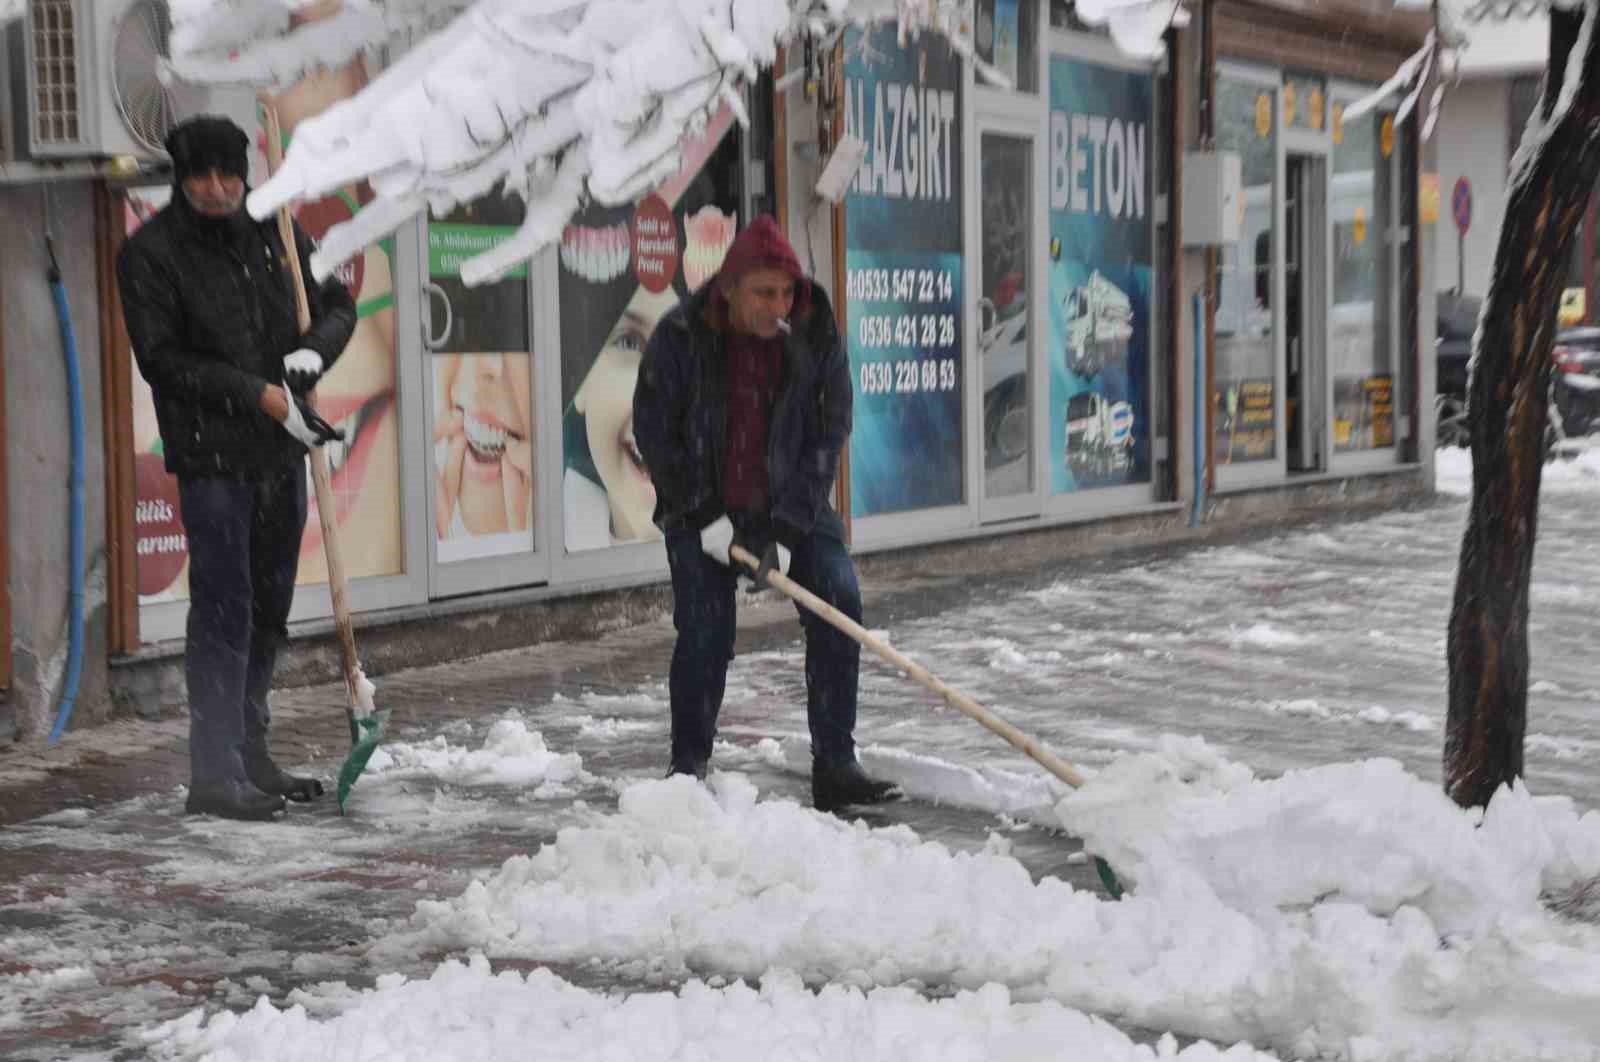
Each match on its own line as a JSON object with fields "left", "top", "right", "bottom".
{"left": 1062, "top": 271, "right": 1134, "bottom": 379}
{"left": 1064, "top": 391, "right": 1136, "bottom": 481}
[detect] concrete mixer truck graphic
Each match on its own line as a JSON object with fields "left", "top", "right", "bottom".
{"left": 1064, "top": 391, "right": 1135, "bottom": 481}
{"left": 1062, "top": 271, "right": 1133, "bottom": 379}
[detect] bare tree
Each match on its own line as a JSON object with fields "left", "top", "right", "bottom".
{"left": 1444, "top": 0, "right": 1600, "bottom": 808}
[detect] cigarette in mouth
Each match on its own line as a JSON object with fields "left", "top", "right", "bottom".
{"left": 775, "top": 318, "right": 791, "bottom": 334}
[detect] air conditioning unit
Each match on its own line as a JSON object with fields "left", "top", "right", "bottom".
{"left": 23, "top": 0, "right": 190, "bottom": 160}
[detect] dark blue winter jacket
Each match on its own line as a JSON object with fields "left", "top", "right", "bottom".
{"left": 632, "top": 278, "right": 849, "bottom": 541}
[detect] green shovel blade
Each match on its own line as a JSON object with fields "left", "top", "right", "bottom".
{"left": 1094, "top": 855, "right": 1125, "bottom": 900}
{"left": 336, "top": 708, "right": 391, "bottom": 813}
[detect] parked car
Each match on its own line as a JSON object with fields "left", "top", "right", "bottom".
{"left": 1551, "top": 326, "right": 1600, "bottom": 437}
{"left": 1435, "top": 290, "right": 1479, "bottom": 448}
{"left": 1435, "top": 289, "right": 1600, "bottom": 452}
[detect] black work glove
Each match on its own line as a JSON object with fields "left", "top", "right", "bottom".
{"left": 280, "top": 390, "right": 346, "bottom": 449}
{"left": 283, "top": 348, "right": 324, "bottom": 396}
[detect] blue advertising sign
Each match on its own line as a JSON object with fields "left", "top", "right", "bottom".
{"left": 1047, "top": 55, "right": 1154, "bottom": 493}
{"left": 843, "top": 24, "right": 965, "bottom": 518}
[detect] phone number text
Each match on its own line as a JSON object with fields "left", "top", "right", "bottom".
{"left": 857, "top": 313, "right": 958, "bottom": 350}
{"left": 858, "top": 357, "right": 959, "bottom": 396}
{"left": 847, "top": 267, "right": 956, "bottom": 305}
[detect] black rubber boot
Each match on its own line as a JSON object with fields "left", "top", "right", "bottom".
{"left": 666, "top": 759, "right": 708, "bottom": 781}
{"left": 185, "top": 777, "right": 288, "bottom": 821}
{"left": 812, "top": 761, "right": 901, "bottom": 813}
{"left": 244, "top": 746, "right": 326, "bottom": 803}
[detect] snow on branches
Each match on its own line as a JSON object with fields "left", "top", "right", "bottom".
{"left": 167, "top": 0, "right": 1178, "bottom": 285}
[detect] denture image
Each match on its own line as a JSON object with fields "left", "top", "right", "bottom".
{"left": 560, "top": 222, "right": 631, "bottom": 282}
{"left": 683, "top": 206, "right": 737, "bottom": 292}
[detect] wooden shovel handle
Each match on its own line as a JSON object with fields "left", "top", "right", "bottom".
{"left": 261, "top": 101, "right": 362, "bottom": 710}
{"left": 729, "top": 544, "right": 1087, "bottom": 789}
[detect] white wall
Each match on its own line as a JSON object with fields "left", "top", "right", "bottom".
{"left": 1433, "top": 77, "right": 1510, "bottom": 299}
{"left": 1, "top": 180, "right": 111, "bottom": 742}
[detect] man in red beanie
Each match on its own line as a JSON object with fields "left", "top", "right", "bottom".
{"left": 633, "top": 215, "right": 899, "bottom": 812}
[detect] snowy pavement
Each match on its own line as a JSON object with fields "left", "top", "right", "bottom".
{"left": 8, "top": 449, "right": 1600, "bottom": 1060}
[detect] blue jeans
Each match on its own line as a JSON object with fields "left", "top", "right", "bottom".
{"left": 179, "top": 466, "right": 306, "bottom": 788}
{"left": 664, "top": 528, "right": 863, "bottom": 772}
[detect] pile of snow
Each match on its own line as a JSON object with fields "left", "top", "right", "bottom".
{"left": 140, "top": 731, "right": 1600, "bottom": 1060}
{"left": 144, "top": 956, "right": 1279, "bottom": 1062}
{"left": 364, "top": 715, "right": 589, "bottom": 791}
{"left": 331, "top": 751, "right": 1600, "bottom": 1060}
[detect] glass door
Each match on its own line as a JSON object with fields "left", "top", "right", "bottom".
{"left": 421, "top": 196, "right": 548, "bottom": 598}
{"left": 978, "top": 125, "right": 1042, "bottom": 521}
{"left": 1286, "top": 152, "right": 1329, "bottom": 473}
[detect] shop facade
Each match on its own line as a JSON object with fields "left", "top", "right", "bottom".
{"left": 3, "top": 0, "right": 1435, "bottom": 737}
{"left": 1202, "top": 0, "right": 1435, "bottom": 489}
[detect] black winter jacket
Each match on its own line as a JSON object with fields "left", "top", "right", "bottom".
{"left": 117, "top": 187, "right": 356, "bottom": 478}
{"left": 633, "top": 278, "right": 850, "bottom": 541}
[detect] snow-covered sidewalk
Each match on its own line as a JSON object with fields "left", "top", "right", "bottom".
{"left": 9, "top": 454, "right": 1600, "bottom": 1061}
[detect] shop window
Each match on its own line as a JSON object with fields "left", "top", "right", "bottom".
{"left": 1330, "top": 100, "right": 1395, "bottom": 452}
{"left": 426, "top": 195, "right": 536, "bottom": 562}
{"left": 1214, "top": 75, "right": 1278, "bottom": 464}
{"left": 557, "top": 110, "right": 744, "bottom": 552}
{"left": 1045, "top": 51, "right": 1156, "bottom": 495}
{"left": 976, "top": 0, "right": 1038, "bottom": 92}
{"left": 843, "top": 22, "right": 968, "bottom": 517}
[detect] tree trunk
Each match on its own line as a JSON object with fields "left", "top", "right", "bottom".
{"left": 1445, "top": 2, "right": 1600, "bottom": 809}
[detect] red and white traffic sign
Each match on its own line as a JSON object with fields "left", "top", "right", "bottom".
{"left": 1452, "top": 177, "right": 1473, "bottom": 235}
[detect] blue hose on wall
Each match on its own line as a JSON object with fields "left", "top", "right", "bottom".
{"left": 46, "top": 237, "right": 86, "bottom": 745}
{"left": 1191, "top": 292, "right": 1207, "bottom": 528}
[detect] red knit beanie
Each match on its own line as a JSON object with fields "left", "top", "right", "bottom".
{"left": 716, "top": 215, "right": 805, "bottom": 292}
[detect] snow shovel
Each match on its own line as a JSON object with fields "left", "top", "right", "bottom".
{"left": 262, "top": 102, "right": 388, "bottom": 812}
{"left": 728, "top": 543, "right": 1124, "bottom": 897}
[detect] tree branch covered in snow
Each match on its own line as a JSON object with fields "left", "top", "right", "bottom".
{"left": 168, "top": 0, "right": 968, "bottom": 284}
{"left": 169, "top": 0, "right": 1178, "bottom": 285}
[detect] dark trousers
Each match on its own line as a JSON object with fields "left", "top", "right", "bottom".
{"left": 665, "top": 528, "right": 863, "bottom": 772}
{"left": 178, "top": 466, "right": 307, "bottom": 788}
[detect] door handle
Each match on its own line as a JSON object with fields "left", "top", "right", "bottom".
{"left": 424, "top": 282, "right": 454, "bottom": 350}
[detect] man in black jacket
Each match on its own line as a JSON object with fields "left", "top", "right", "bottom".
{"left": 632, "top": 215, "right": 897, "bottom": 812}
{"left": 118, "top": 115, "right": 355, "bottom": 821}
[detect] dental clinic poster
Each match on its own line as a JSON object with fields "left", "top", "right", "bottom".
{"left": 843, "top": 22, "right": 966, "bottom": 518}
{"left": 1048, "top": 54, "right": 1154, "bottom": 493}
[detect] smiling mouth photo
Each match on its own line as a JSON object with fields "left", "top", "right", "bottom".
{"left": 461, "top": 408, "right": 522, "bottom": 463}
{"left": 300, "top": 387, "right": 396, "bottom": 561}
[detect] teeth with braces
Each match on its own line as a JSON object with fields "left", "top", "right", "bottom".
{"left": 464, "top": 411, "right": 508, "bottom": 456}
{"left": 560, "top": 223, "right": 631, "bottom": 282}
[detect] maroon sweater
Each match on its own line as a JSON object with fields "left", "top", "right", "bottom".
{"left": 722, "top": 332, "right": 784, "bottom": 514}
